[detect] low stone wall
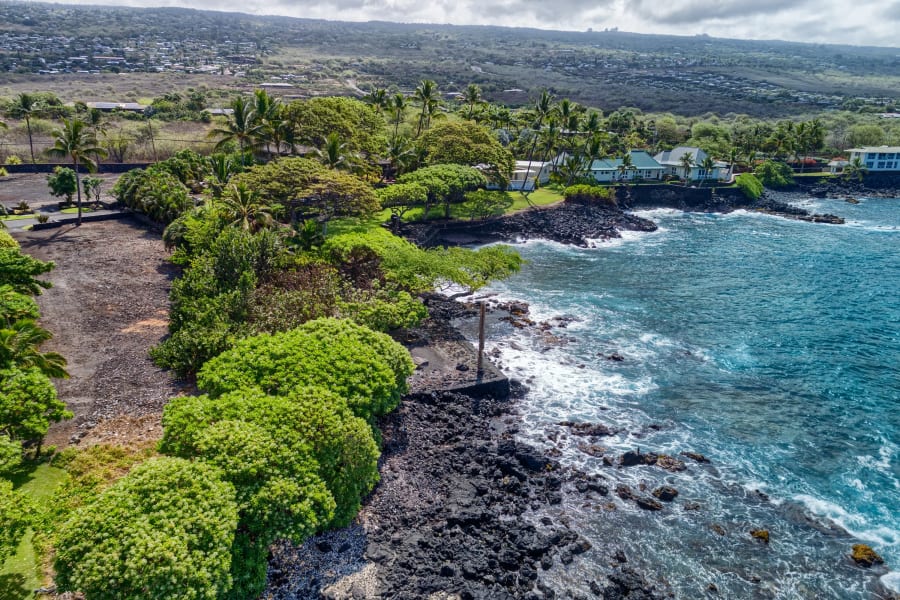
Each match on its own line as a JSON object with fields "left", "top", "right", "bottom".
{"left": 3, "top": 162, "right": 151, "bottom": 174}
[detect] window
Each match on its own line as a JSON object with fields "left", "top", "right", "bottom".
{"left": 867, "top": 161, "right": 875, "bottom": 168}
{"left": 877, "top": 162, "right": 886, "bottom": 169}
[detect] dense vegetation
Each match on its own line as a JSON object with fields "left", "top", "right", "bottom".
{"left": 2, "top": 32, "right": 896, "bottom": 593}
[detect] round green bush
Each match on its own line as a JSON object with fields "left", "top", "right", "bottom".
{"left": 161, "top": 385, "right": 378, "bottom": 527}
{"left": 54, "top": 457, "right": 239, "bottom": 600}
{"left": 196, "top": 317, "right": 414, "bottom": 421}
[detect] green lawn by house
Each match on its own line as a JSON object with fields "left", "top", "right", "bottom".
{"left": 0, "top": 214, "right": 36, "bottom": 222}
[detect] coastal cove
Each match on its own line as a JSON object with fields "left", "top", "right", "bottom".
{"left": 450, "top": 194, "right": 899, "bottom": 598}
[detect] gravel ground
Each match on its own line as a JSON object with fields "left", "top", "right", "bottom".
{"left": 12, "top": 218, "right": 189, "bottom": 449}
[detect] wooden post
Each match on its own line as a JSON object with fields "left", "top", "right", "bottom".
{"left": 477, "top": 301, "right": 486, "bottom": 379}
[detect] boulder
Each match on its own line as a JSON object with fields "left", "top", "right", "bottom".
{"left": 851, "top": 544, "right": 884, "bottom": 567}
{"left": 652, "top": 486, "right": 679, "bottom": 502}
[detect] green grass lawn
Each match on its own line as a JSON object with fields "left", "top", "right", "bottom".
{"left": 60, "top": 207, "right": 94, "bottom": 214}
{"left": 0, "top": 214, "right": 36, "bottom": 222}
{"left": 1, "top": 463, "right": 67, "bottom": 600}
{"left": 508, "top": 188, "right": 564, "bottom": 211}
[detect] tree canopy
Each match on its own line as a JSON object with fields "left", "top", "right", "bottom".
{"left": 419, "top": 121, "right": 515, "bottom": 186}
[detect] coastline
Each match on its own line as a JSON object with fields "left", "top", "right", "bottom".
{"left": 265, "top": 187, "right": 898, "bottom": 599}
{"left": 265, "top": 295, "right": 667, "bottom": 599}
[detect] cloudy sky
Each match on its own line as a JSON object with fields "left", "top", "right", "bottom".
{"left": 49, "top": 0, "right": 900, "bottom": 47}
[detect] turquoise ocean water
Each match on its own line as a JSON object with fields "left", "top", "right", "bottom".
{"left": 467, "top": 197, "right": 899, "bottom": 598}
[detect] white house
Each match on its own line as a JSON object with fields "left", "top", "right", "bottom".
{"left": 828, "top": 159, "right": 849, "bottom": 175}
{"left": 653, "top": 146, "right": 731, "bottom": 182}
{"left": 848, "top": 147, "right": 900, "bottom": 171}
{"left": 507, "top": 160, "right": 552, "bottom": 191}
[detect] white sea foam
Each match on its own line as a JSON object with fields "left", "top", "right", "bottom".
{"left": 794, "top": 494, "right": 900, "bottom": 548}
{"left": 881, "top": 571, "right": 900, "bottom": 594}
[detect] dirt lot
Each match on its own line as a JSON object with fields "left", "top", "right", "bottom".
{"left": 13, "top": 218, "right": 190, "bottom": 449}
{"left": 1, "top": 172, "right": 121, "bottom": 211}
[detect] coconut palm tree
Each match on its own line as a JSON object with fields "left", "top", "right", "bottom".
{"left": 364, "top": 88, "right": 389, "bottom": 113}
{"left": 679, "top": 153, "right": 695, "bottom": 186}
{"left": 8, "top": 93, "right": 43, "bottom": 164}
{"left": 315, "top": 132, "right": 357, "bottom": 171}
{"left": 521, "top": 90, "right": 555, "bottom": 200}
{"left": 386, "top": 136, "right": 415, "bottom": 178}
{"left": 45, "top": 118, "right": 107, "bottom": 226}
{"left": 843, "top": 157, "right": 867, "bottom": 182}
{"left": 219, "top": 182, "right": 274, "bottom": 232}
{"left": 414, "top": 79, "right": 439, "bottom": 137}
{"left": 617, "top": 152, "right": 635, "bottom": 182}
{"left": 209, "top": 96, "right": 261, "bottom": 164}
{"left": 389, "top": 93, "right": 408, "bottom": 140}
{"left": 463, "top": 83, "right": 483, "bottom": 120}
{"left": 699, "top": 155, "right": 717, "bottom": 187}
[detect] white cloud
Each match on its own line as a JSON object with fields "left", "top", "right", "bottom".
{"left": 43, "top": 0, "right": 900, "bottom": 47}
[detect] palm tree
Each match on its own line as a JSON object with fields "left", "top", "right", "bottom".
{"left": 521, "top": 90, "right": 555, "bottom": 199}
{"left": 617, "top": 152, "right": 635, "bottom": 182}
{"left": 386, "top": 136, "right": 415, "bottom": 178}
{"left": 389, "top": 93, "right": 408, "bottom": 140}
{"left": 843, "top": 157, "right": 867, "bottom": 182}
{"left": 364, "top": 88, "right": 389, "bottom": 113}
{"left": 8, "top": 93, "right": 43, "bottom": 164}
{"left": 252, "top": 89, "right": 282, "bottom": 157}
{"left": 699, "top": 155, "right": 717, "bottom": 187}
{"left": 414, "top": 80, "right": 439, "bottom": 137}
{"left": 679, "top": 153, "right": 695, "bottom": 186}
{"left": 209, "top": 96, "right": 261, "bottom": 164}
{"left": 463, "top": 83, "right": 482, "bottom": 120}
{"left": 315, "top": 132, "right": 356, "bottom": 171}
{"left": 206, "top": 154, "right": 241, "bottom": 198}
{"left": 0, "top": 319, "right": 69, "bottom": 379}
{"left": 45, "top": 118, "right": 107, "bottom": 226}
{"left": 219, "top": 182, "right": 274, "bottom": 232}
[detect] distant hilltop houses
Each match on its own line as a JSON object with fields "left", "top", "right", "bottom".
{"left": 848, "top": 146, "right": 900, "bottom": 171}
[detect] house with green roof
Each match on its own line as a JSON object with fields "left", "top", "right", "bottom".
{"left": 587, "top": 150, "right": 666, "bottom": 182}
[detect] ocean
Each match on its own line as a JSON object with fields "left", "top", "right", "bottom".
{"left": 461, "top": 197, "right": 899, "bottom": 598}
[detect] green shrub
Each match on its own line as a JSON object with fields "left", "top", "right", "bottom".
{"left": 5, "top": 155, "right": 22, "bottom": 165}
{"left": 324, "top": 228, "right": 521, "bottom": 294}
{"left": 0, "top": 366, "right": 71, "bottom": 448}
{"left": 0, "top": 230, "right": 18, "bottom": 249}
{"left": 0, "top": 284, "right": 40, "bottom": 324}
{"left": 0, "top": 478, "right": 32, "bottom": 563}
{"left": 112, "top": 168, "right": 193, "bottom": 224}
{"left": 54, "top": 457, "right": 239, "bottom": 600}
{"left": 0, "top": 434, "right": 22, "bottom": 475}
{"left": 462, "top": 189, "right": 514, "bottom": 220}
{"left": 0, "top": 247, "right": 54, "bottom": 295}
{"left": 563, "top": 184, "right": 616, "bottom": 207}
{"left": 754, "top": 160, "right": 795, "bottom": 188}
{"left": 0, "top": 167, "right": 7, "bottom": 177}
{"left": 161, "top": 386, "right": 378, "bottom": 527}
{"left": 197, "top": 318, "right": 414, "bottom": 421}
{"left": 736, "top": 173, "right": 764, "bottom": 200}
{"left": 339, "top": 290, "right": 428, "bottom": 332}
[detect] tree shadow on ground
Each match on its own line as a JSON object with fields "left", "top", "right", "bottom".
{"left": 0, "top": 572, "right": 30, "bottom": 600}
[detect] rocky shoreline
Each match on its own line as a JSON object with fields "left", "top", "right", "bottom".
{"left": 399, "top": 187, "right": 846, "bottom": 249}
{"left": 796, "top": 173, "right": 900, "bottom": 200}
{"left": 265, "top": 296, "right": 668, "bottom": 600}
